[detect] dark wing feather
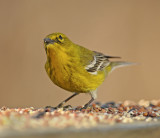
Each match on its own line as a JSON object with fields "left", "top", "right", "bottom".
{"left": 85, "top": 51, "right": 120, "bottom": 74}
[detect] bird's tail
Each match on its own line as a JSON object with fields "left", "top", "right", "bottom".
{"left": 105, "top": 61, "right": 135, "bottom": 74}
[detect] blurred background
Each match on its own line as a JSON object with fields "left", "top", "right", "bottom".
{"left": 0, "top": 0, "right": 160, "bottom": 108}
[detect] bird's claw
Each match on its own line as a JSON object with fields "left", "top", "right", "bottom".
{"left": 45, "top": 106, "right": 57, "bottom": 112}
{"left": 62, "top": 105, "right": 72, "bottom": 110}
{"left": 80, "top": 104, "right": 90, "bottom": 111}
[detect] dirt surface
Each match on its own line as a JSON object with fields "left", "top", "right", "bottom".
{"left": 0, "top": 100, "right": 160, "bottom": 138}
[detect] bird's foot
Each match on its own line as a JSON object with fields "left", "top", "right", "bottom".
{"left": 45, "top": 104, "right": 72, "bottom": 111}
{"left": 80, "top": 104, "right": 90, "bottom": 111}
{"left": 45, "top": 106, "right": 57, "bottom": 112}
{"left": 62, "top": 105, "right": 72, "bottom": 110}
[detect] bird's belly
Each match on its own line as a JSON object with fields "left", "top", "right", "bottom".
{"left": 45, "top": 62, "right": 105, "bottom": 93}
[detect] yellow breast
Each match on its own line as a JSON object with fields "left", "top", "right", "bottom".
{"left": 45, "top": 47, "right": 105, "bottom": 93}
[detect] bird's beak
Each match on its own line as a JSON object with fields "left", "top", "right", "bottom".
{"left": 44, "top": 38, "right": 55, "bottom": 45}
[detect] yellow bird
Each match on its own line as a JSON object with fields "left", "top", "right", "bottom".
{"left": 44, "top": 32, "right": 132, "bottom": 109}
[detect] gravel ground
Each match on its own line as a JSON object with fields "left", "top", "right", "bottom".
{"left": 0, "top": 100, "right": 160, "bottom": 138}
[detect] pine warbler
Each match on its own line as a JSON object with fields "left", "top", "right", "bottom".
{"left": 44, "top": 32, "right": 132, "bottom": 109}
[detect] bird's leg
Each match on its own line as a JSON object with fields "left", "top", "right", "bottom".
{"left": 45, "top": 93, "right": 79, "bottom": 111}
{"left": 83, "top": 90, "right": 97, "bottom": 109}
{"left": 56, "top": 93, "right": 79, "bottom": 108}
{"left": 34, "top": 93, "right": 78, "bottom": 119}
{"left": 83, "top": 97, "right": 95, "bottom": 109}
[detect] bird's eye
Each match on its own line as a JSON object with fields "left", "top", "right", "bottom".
{"left": 59, "top": 35, "right": 63, "bottom": 40}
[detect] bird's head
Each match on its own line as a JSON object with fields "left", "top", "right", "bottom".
{"left": 44, "top": 33, "right": 72, "bottom": 54}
